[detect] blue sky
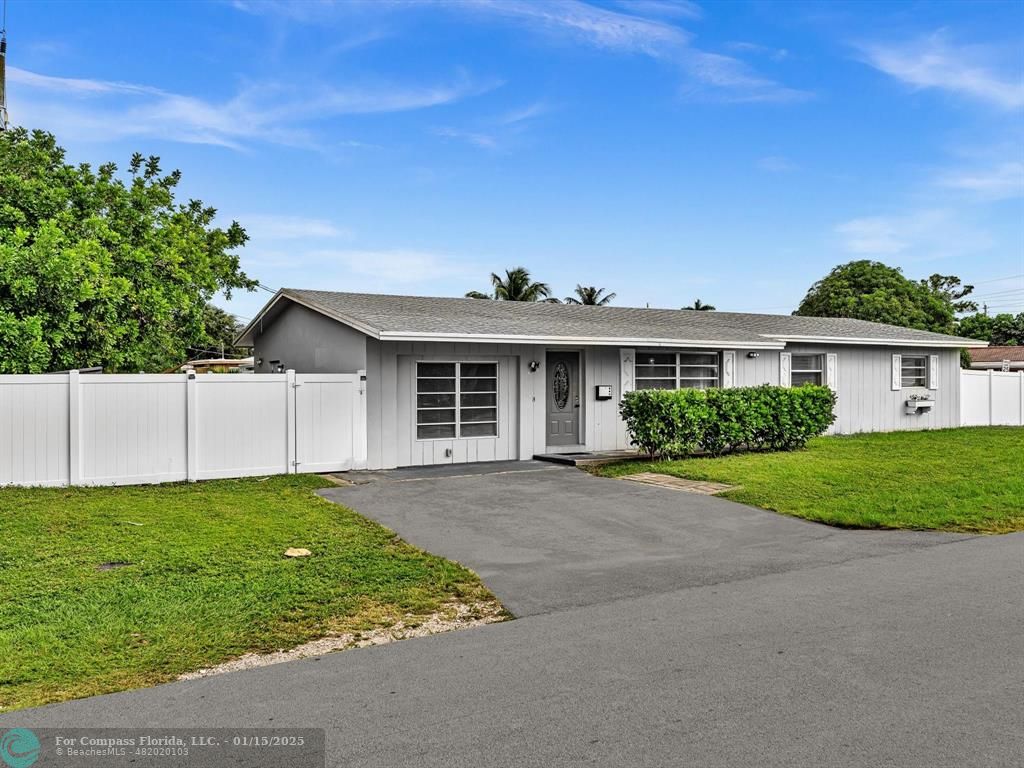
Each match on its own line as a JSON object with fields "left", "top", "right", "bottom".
{"left": 7, "top": 0, "right": 1024, "bottom": 323}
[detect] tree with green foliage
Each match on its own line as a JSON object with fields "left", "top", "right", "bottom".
{"left": 794, "top": 260, "right": 959, "bottom": 334}
{"left": 466, "top": 267, "right": 555, "bottom": 302}
{"left": 0, "top": 129, "right": 256, "bottom": 373}
{"left": 920, "top": 274, "right": 977, "bottom": 314}
{"left": 564, "top": 285, "right": 615, "bottom": 305}
{"left": 191, "top": 304, "right": 244, "bottom": 359}
{"left": 683, "top": 299, "right": 715, "bottom": 311}
{"left": 957, "top": 312, "right": 1024, "bottom": 346}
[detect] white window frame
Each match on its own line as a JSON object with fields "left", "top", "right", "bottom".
{"left": 415, "top": 361, "right": 499, "bottom": 441}
{"left": 900, "top": 354, "right": 928, "bottom": 388}
{"left": 634, "top": 351, "right": 720, "bottom": 390}
{"left": 790, "top": 354, "right": 824, "bottom": 387}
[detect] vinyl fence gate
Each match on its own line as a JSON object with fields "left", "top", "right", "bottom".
{"left": 0, "top": 370, "right": 367, "bottom": 487}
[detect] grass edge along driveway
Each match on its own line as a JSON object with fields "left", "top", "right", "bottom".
{"left": 0, "top": 475, "right": 505, "bottom": 712}
{"left": 595, "top": 427, "right": 1024, "bottom": 534}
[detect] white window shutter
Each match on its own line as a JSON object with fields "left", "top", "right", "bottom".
{"left": 825, "top": 353, "right": 838, "bottom": 391}
{"left": 620, "top": 348, "right": 635, "bottom": 400}
{"left": 722, "top": 351, "right": 736, "bottom": 388}
{"left": 928, "top": 354, "right": 939, "bottom": 390}
{"left": 779, "top": 352, "right": 791, "bottom": 388}
{"left": 891, "top": 354, "right": 902, "bottom": 390}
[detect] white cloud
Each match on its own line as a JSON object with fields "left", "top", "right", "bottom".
{"left": 835, "top": 209, "right": 994, "bottom": 260}
{"left": 937, "top": 161, "right": 1024, "bottom": 200}
{"left": 432, "top": 126, "right": 500, "bottom": 149}
{"left": 726, "top": 41, "right": 790, "bottom": 62}
{"left": 298, "top": 248, "right": 479, "bottom": 285}
{"left": 611, "top": 1, "right": 703, "bottom": 21}
{"left": 240, "top": 215, "right": 352, "bottom": 241}
{"left": 7, "top": 66, "right": 497, "bottom": 150}
{"left": 757, "top": 155, "right": 795, "bottom": 172}
{"left": 856, "top": 31, "right": 1024, "bottom": 109}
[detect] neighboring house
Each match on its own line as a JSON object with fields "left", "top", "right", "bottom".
{"left": 176, "top": 357, "right": 255, "bottom": 374}
{"left": 967, "top": 346, "right": 1024, "bottom": 372}
{"left": 236, "top": 290, "right": 985, "bottom": 470}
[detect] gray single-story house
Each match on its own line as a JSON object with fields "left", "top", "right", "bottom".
{"left": 236, "top": 289, "right": 984, "bottom": 470}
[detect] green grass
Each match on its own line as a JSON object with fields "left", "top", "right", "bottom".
{"left": 0, "top": 475, "right": 501, "bottom": 711}
{"left": 595, "top": 427, "right": 1024, "bottom": 533}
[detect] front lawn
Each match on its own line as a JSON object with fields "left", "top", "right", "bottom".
{"left": 0, "top": 475, "right": 501, "bottom": 711}
{"left": 596, "top": 427, "right": 1024, "bottom": 533}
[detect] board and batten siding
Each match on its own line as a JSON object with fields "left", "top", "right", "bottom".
{"left": 365, "top": 339, "right": 548, "bottom": 469}
{"left": 785, "top": 344, "right": 960, "bottom": 434}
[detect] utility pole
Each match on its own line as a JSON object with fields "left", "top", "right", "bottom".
{"left": 0, "top": 0, "right": 8, "bottom": 131}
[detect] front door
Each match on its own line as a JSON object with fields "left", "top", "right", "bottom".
{"left": 546, "top": 351, "right": 580, "bottom": 447}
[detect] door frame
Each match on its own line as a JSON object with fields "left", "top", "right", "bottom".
{"left": 544, "top": 348, "right": 585, "bottom": 449}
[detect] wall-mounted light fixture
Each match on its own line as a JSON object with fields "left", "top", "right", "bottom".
{"left": 528, "top": 360, "right": 540, "bottom": 372}
{"left": 747, "top": 352, "right": 760, "bottom": 359}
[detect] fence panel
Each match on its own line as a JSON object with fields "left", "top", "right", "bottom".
{"left": 194, "top": 375, "right": 290, "bottom": 480}
{"left": 960, "top": 369, "right": 1024, "bottom": 427}
{"left": 0, "top": 370, "right": 366, "bottom": 487}
{"left": 0, "top": 375, "right": 70, "bottom": 487}
{"left": 79, "top": 375, "right": 188, "bottom": 486}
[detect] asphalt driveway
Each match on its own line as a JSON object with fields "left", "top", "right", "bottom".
{"left": 4, "top": 463, "right": 1022, "bottom": 767}
{"left": 320, "top": 463, "right": 974, "bottom": 617}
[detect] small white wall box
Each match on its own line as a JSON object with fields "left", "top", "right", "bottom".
{"left": 595, "top": 385, "right": 613, "bottom": 401}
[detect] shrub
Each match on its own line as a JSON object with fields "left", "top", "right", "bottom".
{"left": 620, "top": 385, "right": 837, "bottom": 458}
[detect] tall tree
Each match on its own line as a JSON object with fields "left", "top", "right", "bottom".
{"left": 466, "top": 267, "right": 554, "bottom": 302}
{"left": 794, "top": 260, "right": 955, "bottom": 334}
{"left": 564, "top": 285, "right": 616, "bottom": 305}
{"left": 189, "top": 304, "right": 243, "bottom": 359}
{"left": 0, "top": 129, "right": 256, "bottom": 372}
{"left": 920, "top": 274, "right": 978, "bottom": 314}
{"left": 683, "top": 299, "right": 716, "bottom": 311}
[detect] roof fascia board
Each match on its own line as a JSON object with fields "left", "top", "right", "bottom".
{"left": 235, "top": 291, "right": 383, "bottom": 346}
{"left": 378, "top": 331, "right": 784, "bottom": 349}
{"left": 767, "top": 334, "right": 986, "bottom": 348}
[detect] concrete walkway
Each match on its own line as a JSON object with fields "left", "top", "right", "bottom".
{"left": 5, "top": 465, "right": 1022, "bottom": 768}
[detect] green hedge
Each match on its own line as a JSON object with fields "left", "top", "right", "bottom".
{"left": 619, "top": 385, "right": 837, "bottom": 458}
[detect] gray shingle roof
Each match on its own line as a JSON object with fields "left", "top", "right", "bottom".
{"left": 238, "top": 289, "right": 984, "bottom": 348}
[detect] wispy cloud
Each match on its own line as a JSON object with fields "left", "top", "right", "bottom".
{"left": 295, "top": 248, "right": 479, "bottom": 286}
{"left": 7, "top": 66, "right": 497, "bottom": 150}
{"left": 835, "top": 209, "right": 993, "bottom": 261}
{"left": 855, "top": 31, "right": 1024, "bottom": 109}
{"left": 432, "top": 126, "right": 500, "bottom": 149}
{"left": 457, "top": 0, "right": 808, "bottom": 102}
{"left": 611, "top": 1, "right": 703, "bottom": 21}
{"left": 240, "top": 215, "right": 353, "bottom": 241}
{"left": 726, "top": 41, "right": 790, "bottom": 62}
{"left": 757, "top": 155, "right": 795, "bottom": 172}
{"left": 937, "top": 161, "right": 1024, "bottom": 200}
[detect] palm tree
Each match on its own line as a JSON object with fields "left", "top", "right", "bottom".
{"left": 564, "top": 285, "right": 616, "bottom": 305}
{"left": 465, "top": 267, "right": 554, "bottom": 302}
{"left": 683, "top": 298, "right": 716, "bottom": 311}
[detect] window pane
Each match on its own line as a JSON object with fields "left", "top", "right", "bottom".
{"left": 679, "top": 379, "right": 717, "bottom": 390}
{"left": 461, "top": 392, "right": 497, "bottom": 407}
{"left": 792, "top": 371, "right": 822, "bottom": 386}
{"left": 636, "top": 379, "right": 676, "bottom": 390}
{"left": 418, "top": 424, "right": 456, "bottom": 439}
{"left": 417, "top": 393, "right": 456, "bottom": 408}
{"left": 677, "top": 366, "right": 718, "bottom": 378}
{"left": 417, "top": 408, "right": 456, "bottom": 424}
{"left": 639, "top": 353, "right": 675, "bottom": 366}
{"left": 460, "top": 422, "right": 497, "bottom": 438}
{"left": 679, "top": 353, "right": 718, "bottom": 366}
{"left": 417, "top": 377, "right": 455, "bottom": 393}
{"left": 791, "top": 355, "right": 822, "bottom": 371}
{"left": 635, "top": 365, "right": 676, "bottom": 378}
{"left": 460, "top": 363, "right": 497, "bottom": 378}
{"left": 461, "top": 377, "right": 497, "bottom": 392}
{"left": 418, "top": 362, "right": 456, "bottom": 378}
{"left": 461, "top": 407, "right": 497, "bottom": 423}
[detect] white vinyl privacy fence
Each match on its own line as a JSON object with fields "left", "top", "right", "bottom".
{"left": 960, "top": 369, "right": 1024, "bottom": 427}
{"left": 0, "top": 370, "right": 366, "bottom": 487}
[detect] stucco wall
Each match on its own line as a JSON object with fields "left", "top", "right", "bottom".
{"left": 251, "top": 302, "right": 367, "bottom": 374}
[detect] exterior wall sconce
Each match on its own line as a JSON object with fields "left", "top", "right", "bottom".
{"left": 529, "top": 360, "right": 540, "bottom": 372}
{"left": 747, "top": 352, "right": 760, "bottom": 359}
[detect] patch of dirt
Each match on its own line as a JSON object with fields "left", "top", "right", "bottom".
{"left": 96, "top": 561, "right": 133, "bottom": 571}
{"left": 178, "top": 599, "right": 507, "bottom": 681}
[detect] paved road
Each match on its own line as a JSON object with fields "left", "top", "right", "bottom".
{"left": 5, "top": 465, "right": 1023, "bottom": 767}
